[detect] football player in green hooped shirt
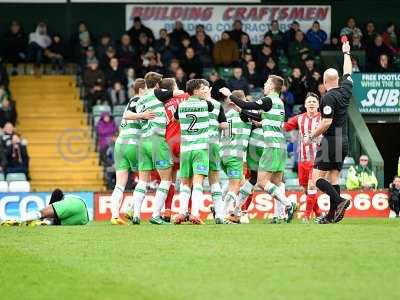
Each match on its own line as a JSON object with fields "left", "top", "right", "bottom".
{"left": 1, "top": 189, "right": 89, "bottom": 226}
{"left": 220, "top": 76, "right": 297, "bottom": 223}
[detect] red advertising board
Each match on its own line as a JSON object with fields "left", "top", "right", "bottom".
{"left": 94, "top": 190, "right": 390, "bottom": 221}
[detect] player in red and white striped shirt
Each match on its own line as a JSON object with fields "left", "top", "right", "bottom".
{"left": 284, "top": 93, "right": 322, "bottom": 221}
{"left": 160, "top": 78, "right": 190, "bottom": 221}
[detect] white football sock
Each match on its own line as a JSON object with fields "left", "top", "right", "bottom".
{"left": 265, "top": 182, "right": 290, "bottom": 206}
{"left": 21, "top": 211, "right": 41, "bottom": 222}
{"left": 221, "top": 182, "right": 229, "bottom": 199}
{"left": 274, "top": 183, "right": 286, "bottom": 218}
{"left": 111, "top": 184, "right": 125, "bottom": 219}
{"left": 238, "top": 180, "right": 254, "bottom": 206}
{"left": 211, "top": 183, "right": 224, "bottom": 219}
{"left": 223, "top": 191, "right": 237, "bottom": 215}
{"left": 132, "top": 180, "right": 147, "bottom": 218}
{"left": 152, "top": 180, "right": 171, "bottom": 218}
{"left": 179, "top": 185, "right": 191, "bottom": 215}
{"left": 191, "top": 184, "right": 203, "bottom": 217}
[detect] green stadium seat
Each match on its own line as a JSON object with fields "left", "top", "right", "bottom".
{"left": 293, "top": 104, "right": 303, "bottom": 115}
{"left": 0, "top": 173, "right": 5, "bottom": 181}
{"left": 6, "top": 173, "right": 27, "bottom": 182}
{"left": 114, "top": 116, "right": 122, "bottom": 127}
{"left": 92, "top": 105, "right": 111, "bottom": 117}
{"left": 284, "top": 171, "right": 298, "bottom": 179}
{"left": 285, "top": 178, "right": 299, "bottom": 189}
{"left": 250, "top": 90, "right": 263, "bottom": 99}
{"left": 93, "top": 116, "right": 101, "bottom": 127}
{"left": 112, "top": 105, "right": 126, "bottom": 117}
{"left": 218, "top": 67, "right": 233, "bottom": 81}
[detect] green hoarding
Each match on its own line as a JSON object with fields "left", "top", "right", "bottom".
{"left": 353, "top": 73, "right": 400, "bottom": 114}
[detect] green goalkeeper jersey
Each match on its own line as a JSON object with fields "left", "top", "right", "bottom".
{"left": 136, "top": 90, "right": 167, "bottom": 138}
{"left": 261, "top": 92, "right": 285, "bottom": 149}
{"left": 220, "top": 109, "right": 252, "bottom": 160}
{"left": 116, "top": 97, "right": 141, "bottom": 145}
{"left": 177, "top": 96, "right": 210, "bottom": 153}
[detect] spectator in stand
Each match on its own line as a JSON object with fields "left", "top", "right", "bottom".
{"left": 191, "top": 30, "right": 213, "bottom": 68}
{"left": 0, "top": 86, "right": 10, "bottom": 105}
{"left": 363, "top": 21, "right": 377, "bottom": 51}
{"left": 265, "top": 20, "right": 284, "bottom": 49}
{"left": 238, "top": 34, "right": 253, "bottom": 58}
{"left": 96, "top": 34, "right": 114, "bottom": 68}
{"left": 174, "top": 68, "right": 187, "bottom": 91}
{"left": 261, "top": 35, "right": 276, "bottom": 56}
{"left": 306, "top": 21, "right": 327, "bottom": 54}
{"left": 256, "top": 45, "right": 274, "bottom": 71}
{"left": 164, "top": 59, "right": 180, "bottom": 77}
{"left": 136, "top": 33, "right": 152, "bottom": 60}
{"left": 351, "top": 34, "right": 364, "bottom": 51}
{"left": 375, "top": 54, "right": 394, "bottom": 73}
{"left": 83, "top": 59, "right": 106, "bottom": 110}
{"left": 0, "top": 63, "right": 9, "bottom": 89}
{"left": 288, "top": 31, "right": 311, "bottom": 67}
{"left": 154, "top": 29, "right": 178, "bottom": 68}
{"left": 70, "top": 21, "right": 94, "bottom": 53}
{"left": 229, "top": 20, "right": 249, "bottom": 46}
{"left": 73, "top": 28, "right": 93, "bottom": 67}
{"left": 2, "top": 122, "right": 14, "bottom": 147}
{"left": 0, "top": 97, "right": 17, "bottom": 127}
{"left": 105, "top": 58, "right": 126, "bottom": 88}
{"left": 126, "top": 68, "right": 136, "bottom": 97}
{"left": 104, "top": 132, "right": 119, "bottom": 189}
{"left": 44, "top": 34, "right": 66, "bottom": 74}
{"left": 283, "top": 21, "right": 301, "bottom": 51}
{"left": 97, "top": 112, "right": 118, "bottom": 162}
{"left": 80, "top": 46, "right": 97, "bottom": 70}
{"left": 127, "top": 17, "right": 154, "bottom": 44}
{"left": 27, "top": 22, "right": 51, "bottom": 66}
{"left": 263, "top": 57, "right": 281, "bottom": 80}
{"left": 208, "top": 71, "right": 226, "bottom": 101}
{"left": 5, "top": 133, "right": 29, "bottom": 178}
{"left": 351, "top": 56, "right": 362, "bottom": 73}
{"left": 288, "top": 67, "right": 306, "bottom": 105}
{"left": 243, "top": 60, "right": 263, "bottom": 91}
{"left": 303, "top": 57, "right": 321, "bottom": 94}
{"left": 388, "top": 176, "right": 400, "bottom": 218}
{"left": 3, "top": 20, "right": 28, "bottom": 75}
{"left": 227, "top": 67, "right": 249, "bottom": 96}
{"left": 346, "top": 155, "right": 378, "bottom": 190}
{"left": 340, "top": 17, "right": 363, "bottom": 39}
{"left": 181, "top": 47, "right": 203, "bottom": 79}
{"left": 239, "top": 51, "right": 254, "bottom": 70}
{"left": 0, "top": 138, "right": 6, "bottom": 173}
{"left": 169, "top": 21, "right": 190, "bottom": 47}
{"left": 382, "top": 22, "right": 399, "bottom": 55}
{"left": 367, "top": 34, "right": 392, "bottom": 71}
{"left": 281, "top": 81, "right": 295, "bottom": 121}
{"left": 323, "top": 35, "right": 340, "bottom": 51}
{"left": 117, "top": 34, "right": 137, "bottom": 70}
{"left": 190, "top": 25, "right": 213, "bottom": 47}
{"left": 107, "top": 81, "right": 126, "bottom": 107}
{"left": 144, "top": 54, "right": 164, "bottom": 75}
{"left": 177, "top": 37, "right": 192, "bottom": 61}
{"left": 213, "top": 31, "right": 239, "bottom": 67}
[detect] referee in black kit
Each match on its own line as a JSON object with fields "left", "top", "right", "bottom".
{"left": 304, "top": 38, "right": 353, "bottom": 224}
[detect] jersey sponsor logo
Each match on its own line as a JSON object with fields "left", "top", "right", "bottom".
{"left": 228, "top": 170, "right": 240, "bottom": 177}
{"left": 323, "top": 105, "right": 332, "bottom": 115}
{"left": 155, "top": 160, "right": 169, "bottom": 168}
{"left": 196, "top": 164, "right": 208, "bottom": 172}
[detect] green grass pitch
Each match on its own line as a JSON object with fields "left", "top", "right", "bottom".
{"left": 1, "top": 218, "right": 399, "bottom": 300}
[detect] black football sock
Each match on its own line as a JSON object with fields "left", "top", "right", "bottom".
{"left": 331, "top": 185, "right": 341, "bottom": 209}
{"left": 316, "top": 179, "right": 342, "bottom": 207}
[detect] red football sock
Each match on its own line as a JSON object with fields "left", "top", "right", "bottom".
{"left": 312, "top": 194, "right": 322, "bottom": 217}
{"left": 304, "top": 193, "right": 314, "bottom": 219}
{"left": 164, "top": 184, "right": 175, "bottom": 210}
{"left": 241, "top": 195, "right": 253, "bottom": 211}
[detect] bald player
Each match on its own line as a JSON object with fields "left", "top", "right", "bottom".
{"left": 305, "top": 40, "right": 353, "bottom": 224}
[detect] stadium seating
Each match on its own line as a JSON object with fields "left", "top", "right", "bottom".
{"left": 6, "top": 172, "right": 27, "bottom": 182}
{"left": 112, "top": 105, "right": 126, "bottom": 117}
{"left": 10, "top": 75, "right": 105, "bottom": 191}
{"left": 0, "top": 181, "right": 8, "bottom": 192}
{"left": 8, "top": 181, "right": 31, "bottom": 192}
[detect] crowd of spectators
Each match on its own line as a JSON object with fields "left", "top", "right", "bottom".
{"left": 0, "top": 61, "right": 30, "bottom": 179}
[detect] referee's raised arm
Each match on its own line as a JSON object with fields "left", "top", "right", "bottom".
{"left": 342, "top": 40, "right": 352, "bottom": 76}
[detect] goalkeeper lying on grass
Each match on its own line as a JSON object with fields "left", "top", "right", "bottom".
{"left": 1, "top": 189, "right": 89, "bottom": 226}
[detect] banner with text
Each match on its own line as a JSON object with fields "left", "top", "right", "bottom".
{"left": 353, "top": 73, "right": 400, "bottom": 114}
{"left": 0, "top": 192, "right": 94, "bottom": 221}
{"left": 126, "top": 5, "right": 331, "bottom": 44}
{"left": 94, "top": 190, "right": 389, "bottom": 221}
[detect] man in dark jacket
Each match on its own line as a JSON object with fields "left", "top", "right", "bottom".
{"left": 3, "top": 20, "right": 28, "bottom": 74}
{"left": 127, "top": 17, "right": 155, "bottom": 44}
{"left": 5, "top": 133, "right": 29, "bottom": 178}
{"left": 229, "top": 20, "right": 250, "bottom": 46}
{"left": 181, "top": 47, "right": 203, "bottom": 79}
{"left": 389, "top": 176, "right": 400, "bottom": 217}
{"left": 208, "top": 71, "right": 226, "bottom": 101}
{"left": 83, "top": 59, "right": 106, "bottom": 110}
{"left": 0, "top": 97, "right": 17, "bottom": 127}
{"left": 227, "top": 67, "right": 249, "bottom": 95}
